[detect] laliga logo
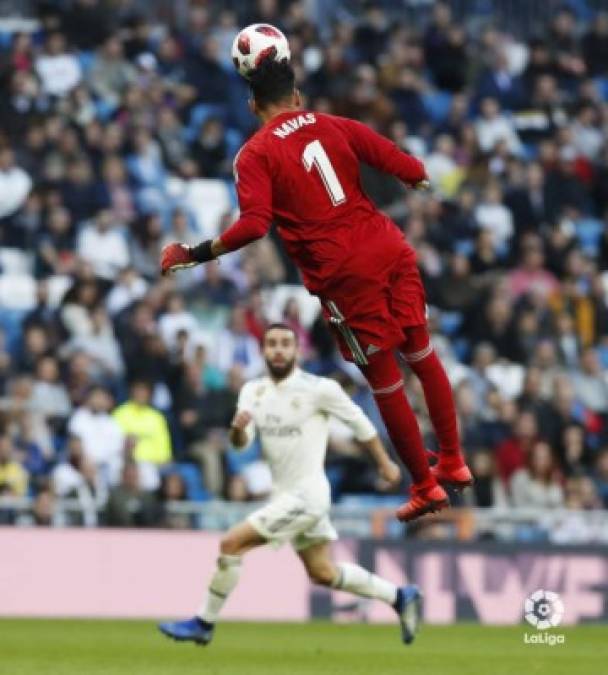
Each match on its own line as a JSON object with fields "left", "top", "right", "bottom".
{"left": 524, "top": 590, "right": 564, "bottom": 630}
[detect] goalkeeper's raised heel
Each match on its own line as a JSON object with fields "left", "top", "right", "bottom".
{"left": 393, "top": 584, "right": 423, "bottom": 645}
{"left": 396, "top": 483, "right": 449, "bottom": 522}
{"left": 158, "top": 617, "right": 215, "bottom": 646}
{"left": 430, "top": 458, "right": 474, "bottom": 491}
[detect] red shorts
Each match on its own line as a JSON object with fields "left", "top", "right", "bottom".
{"left": 319, "top": 248, "right": 427, "bottom": 362}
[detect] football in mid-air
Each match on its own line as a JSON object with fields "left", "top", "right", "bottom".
{"left": 231, "top": 23, "right": 291, "bottom": 79}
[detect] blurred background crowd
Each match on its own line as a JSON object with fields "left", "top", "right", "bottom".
{"left": 1, "top": 0, "right": 608, "bottom": 539}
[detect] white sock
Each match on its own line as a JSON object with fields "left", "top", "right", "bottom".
{"left": 197, "top": 554, "right": 242, "bottom": 623}
{"left": 332, "top": 562, "right": 397, "bottom": 606}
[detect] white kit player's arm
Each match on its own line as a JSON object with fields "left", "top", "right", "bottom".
{"left": 229, "top": 382, "right": 256, "bottom": 449}
{"left": 317, "top": 378, "right": 377, "bottom": 442}
{"left": 317, "top": 378, "right": 401, "bottom": 485}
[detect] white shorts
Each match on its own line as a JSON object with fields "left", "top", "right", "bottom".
{"left": 247, "top": 491, "right": 338, "bottom": 551}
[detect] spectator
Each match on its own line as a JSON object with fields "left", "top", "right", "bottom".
{"left": 112, "top": 380, "right": 172, "bottom": 466}
{"left": 0, "top": 144, "right": 32, "bottom": 221}
{"left": 582, "top": 12, "right": 608, "bottom": 77}
{"left": 30, "top": 355, "right": 72, "bottom": 420}
{"left": 51, "top": 435, "right": 98, "bottom": 526}
{"left": 100, "top": 155, "right": 136, "bottom": 225}
{"left": 63, "top": 305, "right": 124, "bottom": 380}
{"left": 510, "top": 440, "right": 565, "bottom": 508}
{"left": 35, "top": 31, "right": 82, "bottom": 98}
{"left": 106, "top": 267, "right": 149, "bottom": 317}
{"left": 214, "top": 306, "right": 264, "bottom": 378}
{"left": 35, "top": 206, "right": 76, "bottom": 278}
{"left": 190, "top": 118, "right": 230, "bottom": 177}
{"left": 104, "top": 461, "right": 161, "bottom": 527}
{"left": 496, "top": 410, "right": 539, "bottom": 483}
{"left": 77, "top": 209, "right": 130, "bottom": 281}
{"left": 68, "top": 385, "right": 125, "bottom": 494}
{"left": 475, "top": 49, "right": 524, "bottom": 111}
{"left": 594, "top": 448, "right": 608, "bottom": 507}
{"left": 61, "top": 157, "right": 107, "bottom": 224}
{"left": 508, "top": 234, "right": 559, "bottom": 300}
{"left": 282, "top": 297, "right": 312, "bottom": 359}
{"left": 176, "top": 363, "right": 243, "bottom": 494}
{"left": 474, "top": 182, "right": 514, "bottom": 252}
{"left": 571, "top": 347, "right": 608, "bottom": 414}
{"left": 130, "top": 213, "right": 165, "bottom": 280}
{"left": 159, "top": 471, "right": 190, "bottom": 529}
{"left": 475, "top": 97, "right": 522, "bottom": 156}
{"left": 0, "top": 433, "right": 29, "bottom": 497}
{"left": 466, "top": 450, "right": 509, "bottom": 508}
{"left": 159, "top": 293, "right": 199, "bottom": 350}
{"left": 90, "top": 36, "right": 137, "bottom": 107}
{"left": 197, "top": 260, "right": 240, "bottom": 308}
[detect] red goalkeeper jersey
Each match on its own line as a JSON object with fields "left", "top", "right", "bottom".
{"left": 220, "top": 110, "right": 426, "bottom": 294}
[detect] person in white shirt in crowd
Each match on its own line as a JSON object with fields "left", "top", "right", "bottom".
{"left": 158, "top": 292, "right": 199, "bottom": 350}
{"left": 213, "top": 306, "right": 264, "bottom": 379}
{"left": 51, "top": 435, "right": 98, "bottom": 527}
{"left": 30, "top": 355, "right": 72, "bottom": 420}
{"left": 106, "top": 266, "right": 149, "bottom": 316}
{"left": 62, "top": 305, "right": 125, "bottom": 380}
{"left": 474, "top": 182, "right": 514, "bottom": 251}
{"left": 68, "top": 385, "right": 126, "bottom": 500}
{"left": 570, "top": 103, "right": 603, "bottom": 161}
{"left": 571, "top": 347, "right": 608, "bottom": 414}
{"left": 475, "top": 97, "right": 523, "bottom": 156}
{"left": 77, "top": 209, "right": 130, "bottom": 281}
{"left": 160, "top": 324, "right": 422, "bottom": 647}
{"left": 35, "top": 31, "right": 82, "bottom": 98}
{"left": 0, "top": 145, "right": 32, "bottom": 219}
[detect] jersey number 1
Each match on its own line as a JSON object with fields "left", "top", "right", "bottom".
{"left": 302, "top": 140, "right": 346, "bottom": 206}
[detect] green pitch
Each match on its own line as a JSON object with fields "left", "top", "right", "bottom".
{"left": 0, "top": 620, "right": 604, "bottom": 675}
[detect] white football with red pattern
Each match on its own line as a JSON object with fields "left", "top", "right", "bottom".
{"left": 231, "top": 23, "right": 291, "bottom": 79}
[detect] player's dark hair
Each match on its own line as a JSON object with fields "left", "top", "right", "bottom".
{"left": 249, "top": 59, "right": 296, "bottom": 109}
{"left": 263, "top": 322, "right": 299, "bottom": 343}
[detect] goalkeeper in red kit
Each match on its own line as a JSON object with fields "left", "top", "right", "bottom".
{"left": 161, "top": 61, "right": 472, "bottom": 521}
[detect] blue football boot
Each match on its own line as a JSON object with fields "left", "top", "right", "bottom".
{"left": 393, "top": 585, "right": 423, "bottom": 645}
{"left": 158, "top": 617, "right": 214, "bottom": 646}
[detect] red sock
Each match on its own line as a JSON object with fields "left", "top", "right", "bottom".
{"left": 359, "top": 350, "right": 434, "bottom": 489}
{"left": 400, "top": 326, "right": 461, "bottom": 461}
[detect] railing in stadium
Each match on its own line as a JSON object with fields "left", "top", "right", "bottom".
{"left": 2, "top": 496, "right": 607, "bottom": 543}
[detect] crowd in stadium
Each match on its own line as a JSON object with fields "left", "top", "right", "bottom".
{"left": 1, "top": 0, "right": 608, "bottom": 531}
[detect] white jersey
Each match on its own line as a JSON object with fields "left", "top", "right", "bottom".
{"left": 236, "top": 368, "right": 376, "bottom": 508}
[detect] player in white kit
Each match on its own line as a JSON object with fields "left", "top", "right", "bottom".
{"left": 159, "top": 324, "right": 422, "bottom": 646}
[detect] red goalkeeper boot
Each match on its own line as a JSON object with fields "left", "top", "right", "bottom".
{"left": 429, "top": 453, "right": 473, "bottom": 491}
{"left": 396, "top": 483, "right": 449, "bottom": 522}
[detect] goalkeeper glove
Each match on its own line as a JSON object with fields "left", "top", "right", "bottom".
{"left": 160, "top": 241, "right": 215, "bottom": 275}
